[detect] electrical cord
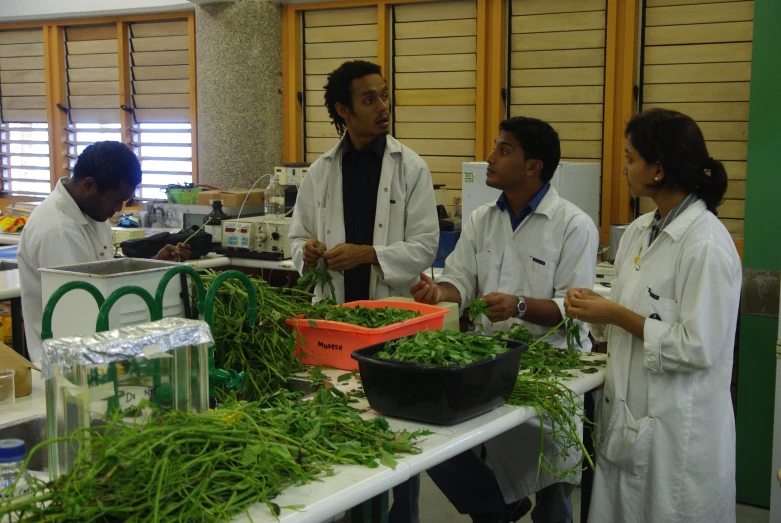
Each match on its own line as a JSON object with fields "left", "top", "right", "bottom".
{"left": 233, "top": 173, "right": 272, "bottom": 228}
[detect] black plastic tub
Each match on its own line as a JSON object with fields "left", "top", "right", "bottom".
{"left": 351, "top": 336, "right": 527, "bottom": 426}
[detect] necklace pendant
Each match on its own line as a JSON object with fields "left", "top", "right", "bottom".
{"left": 635, "top": 264, "right": 641, "bottom": 271}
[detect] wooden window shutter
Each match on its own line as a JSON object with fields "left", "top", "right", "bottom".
{"left": 65, "top": 25, "right": 120, "bottom": 124}
{"left": 640, "top": 0, "right": 753, "bottom": 237}
{"left": 129, "top": 20, "right": 190, "bottom": 123}
{"left": 0, "top": 28, "right": 47, "bottom": 124}
{"left": 509, "top": 0, "right": 607, "bottom": 164}
{"left": 0, "top": 28, "right": 50, "bottom": 196}
{"left": 303, "top": 7, "right": 379, "bottom": 162}
{"left": 393, "top": 0, "right": 478, "bottom": 212}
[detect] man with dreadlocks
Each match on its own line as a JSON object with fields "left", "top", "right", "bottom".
{"left": 289, "top": 60, "right": 439, "bottom": 305}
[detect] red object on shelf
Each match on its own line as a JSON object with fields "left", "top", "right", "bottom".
{"left": 285, "top": 300, "right": 449, "bottom": 371}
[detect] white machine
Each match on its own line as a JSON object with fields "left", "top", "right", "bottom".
{"left": 461, "top": 161, "right": 601, "bottom": 227}
{"left": 221, "top": 216, "right": 292, "bottom": 259}
{"left": 40, "top": 259, "right": 184, "bottom": 340}
{"left": 274, "top": 165, "right": 308, "bottom": 186}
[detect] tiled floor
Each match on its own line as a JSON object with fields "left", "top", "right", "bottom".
{"left": 417, "top": 472, "right": 770, "bottom": 523}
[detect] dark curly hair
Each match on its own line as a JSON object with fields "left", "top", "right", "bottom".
{"left": 73, "top": 141, "right": 142, "bottom": 192}
{"left": 323, "top": 60, "right": 383, "bottom": 137}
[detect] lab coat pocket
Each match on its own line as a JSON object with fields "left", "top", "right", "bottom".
{"left": 599, "top": 400, "right": 655, "bottom": 478}
{"left": 643, "top": 292, "right": 679, "bottom": 324}
{"left": 476, "top": 251, "right": 491, "bottom": 292}
{"left": 524, "top": 257, "right": 557, "bottom": 298}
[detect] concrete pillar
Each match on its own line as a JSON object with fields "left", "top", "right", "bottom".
{"left": 195, "top": 0, "right": 283, "bottom": 188}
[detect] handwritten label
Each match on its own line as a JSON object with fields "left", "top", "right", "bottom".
{"left": 317, "top": 341, "right": 343, "bottom": 352}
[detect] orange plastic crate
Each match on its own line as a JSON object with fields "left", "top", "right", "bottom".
{"left": 285, "top": 300, "right": 449, "bottom": 371}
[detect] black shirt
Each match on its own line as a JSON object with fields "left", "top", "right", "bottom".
{"left": 341, "top": 134, "right": 386, "bottom": 302}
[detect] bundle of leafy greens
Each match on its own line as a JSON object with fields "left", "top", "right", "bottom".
{"left": 0, "top": 389, "right": 431, "bottom": 521}
{"left": 200, "top": 270, "right": 313, "bottom": 401}
{"left": 376, "top": 330, "right": 512, "bottom": 366}
{"left": 306, "top": 303, "right": 420, "bottom": 328}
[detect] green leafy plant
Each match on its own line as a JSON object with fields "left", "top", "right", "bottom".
{"left": 376, "top": 330, "right": 512, "bottom": 366}
{"left": 306, "top": 304, "right": 420, "bottom": 329}
{"left": 199, "top": 270, "right": 313, "bottom": 401}
{"left": 468, "top": 299, "right": 491, "bottom": 324}
{"left": 296, "top": 258, "right": 336, "bottom": 300}
{"left": 498, "top": 321, "right": 604, "bottom": 379}
{"left": 0, "top": 390, "right": 431, "bottom": 521}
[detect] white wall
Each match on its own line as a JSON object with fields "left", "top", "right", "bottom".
{"left": 0, "top": 0, "right": 194, "bottom": 23}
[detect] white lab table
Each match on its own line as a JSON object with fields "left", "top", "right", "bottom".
{"left": 0, "top": 233, "right": 21, "bottom": 245}
{"left": 1, "top": 347, "right": 606, "bottom": 523}
{"left": 238, "top": 363, "right": 607, "bottom": 522}
{"left": 0, "top": 268, "right": 20, "bottom": 300}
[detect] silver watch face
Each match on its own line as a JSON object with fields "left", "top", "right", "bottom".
{"left": 517, "top": 297, "right": 527, "bottom": 316}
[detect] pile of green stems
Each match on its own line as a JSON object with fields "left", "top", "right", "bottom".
{"left": 306, "top": 304, "right": 420, "bottom": 328}
{"left": 0, "top": 389, "right": 428, "bottom": 522}
{"left": 507, "top": 375, "right": 594, "bottom": 481}
{"left": 200, "top": 270, "right": 313, "bottom": 401}
{"left": 498, "top": 321, "right": 604, "bottom": 379}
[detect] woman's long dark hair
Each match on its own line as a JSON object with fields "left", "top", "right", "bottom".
{"left": 626, "top": 108, "right": 728, "bottom": 215}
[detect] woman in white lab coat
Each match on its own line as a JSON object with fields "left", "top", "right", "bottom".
{"left": 565, "top": 108, "right": 741, "bottom": 523}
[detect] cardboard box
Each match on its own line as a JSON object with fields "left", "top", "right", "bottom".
{"left": 197, "top": 189, "right": 265, "bottom": 207}
{"left": 0, "top": 342, "right": 39, "bottom": 398}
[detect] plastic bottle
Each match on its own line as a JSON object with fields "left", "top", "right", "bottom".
{"left": 264, "top": 174, "right": 286, "bottom": 217}
{"left": 0, "top": 439, "right": 32, "bottom": 500}
{"left": 204, "top": 199, "right": 229, "bottom": 248}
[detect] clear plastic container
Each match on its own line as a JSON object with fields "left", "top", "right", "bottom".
{"left": 0, "top": 439, "right": 32, "bottom": 500}
{"left": 42, "top": 318, "right": 213, "bottom": 479}
{"left": 264, "top": 174, "right": 286, "bottom": 217}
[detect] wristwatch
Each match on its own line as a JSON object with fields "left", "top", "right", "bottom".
{"left": 515, "top": 296, "right": 527, "bottom": 319}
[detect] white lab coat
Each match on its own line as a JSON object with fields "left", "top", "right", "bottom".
{"left": 18, "top": 179, "right": 114, "bottom": 362}
{"left": 437, "top": 186, "right": 599, "bottom": 502}
{"left": 589, "top": 199, "right": 740, "bottom": 523}
{"left": 289, "top": 135, "right": 439, "bottom": 303}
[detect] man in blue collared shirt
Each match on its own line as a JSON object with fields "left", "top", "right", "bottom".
{"left": 496, "top": 183, "right": 550, "bottom": 231}
{"left": 411, "top": 117, "right": 599, "bottom": 523}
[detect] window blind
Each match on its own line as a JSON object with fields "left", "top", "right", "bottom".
{"left": 509, "top": 0, "right": 607, "bottom": 164}
{"left": 0, "top": 28, "right": 50, "bottom": 196}
{"left": 640, "top": 0, "right": 753, "bottom": 237}
{"left": 393, "top": 0, "right": 478, "bottom": 212}
{"left": 129, "top": 20, "right": 192, "bottom": 200}
{"left": 65, "top": 25, "right": 120, "bottom": 124}
{"left": 303, "top": 7, "right": 379, "bottom": 162}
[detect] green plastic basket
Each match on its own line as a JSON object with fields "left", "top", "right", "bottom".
{"left": 167, "top": 188, "right": 203, "bottom": 204}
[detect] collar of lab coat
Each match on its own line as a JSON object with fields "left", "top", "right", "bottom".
{"left": 642, "top": 198, "right": 707, "bottom": 242}
{"left": 322, "top": 133, "right": 402, "bottom": 160}
{"left": 484, "top": 185, "right": 561, "bottom": 221}
{"left": 533, "top": 184, "right": 560, "bottom": 219}
{"left": 52, "top": 178, "right": 89, "bottom": 226}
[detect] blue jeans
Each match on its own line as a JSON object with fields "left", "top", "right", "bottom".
{"left": 531, "top": 483, "right": 573, "bottom": 523}
{"left": 389, "top": 474, "right": 420, "bottom": 523}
